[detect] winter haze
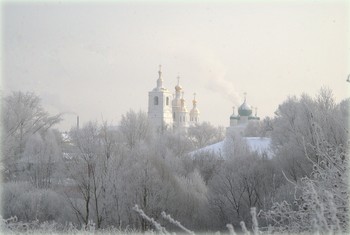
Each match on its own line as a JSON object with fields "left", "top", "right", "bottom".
{"left": 1, "top": 1, "right": 350, "bottom": 233}
{"left": 2, "top": 1, "right": 349, "bottom": 130}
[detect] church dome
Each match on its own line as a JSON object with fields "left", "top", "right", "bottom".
{"left": 229, "top": 106, "right": 239, "bottom": 120}
{"left": 175, "top": 76, "right": 182, "bottom": 92}
{"left": 238, "top": 100, "right": 252, "bottom": 116}
{"left": 190, "top": 93, "right": 199, "bottom": 115}
{"left": 175, "top": 84, "right": 182, "bottom": 91}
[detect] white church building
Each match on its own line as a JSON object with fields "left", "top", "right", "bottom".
{"left": 147, "top": 65, "right": 271, "bottom": 160}
{"left": 148, "top": 66, "right": 200, "bottom": 130}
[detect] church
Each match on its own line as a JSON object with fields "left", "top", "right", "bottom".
{"left": 227, "top": 92, "right": 260, "bottom": 135}
{"left": 147, "top": 65, "right": 260, "bottom": 133}
{"left": 148, "top": 66, "right": 199, "bottom": 130}
{"left": 147, "top": 65, "right": 271, "bottom": 157}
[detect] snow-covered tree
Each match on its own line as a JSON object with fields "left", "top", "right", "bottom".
{"left": 119, "top": 110, "right": 153, "bottom": 150}
{"left": 263, "top": 123, "right": 349, "bottom": 233}
{"left": 271, "top": 88, "right": 348, "bottom": 182}
{"left": 21, "top": 130, "right": 62, "bottom": 188}
{"left": 65, "top": 122, "right": 104, "bottom": 228}
{"left": 1, "top": 91, "right": 62, "bottom": 181}
{"left": 188, "top": 122, "right": 225, "bottom": 149}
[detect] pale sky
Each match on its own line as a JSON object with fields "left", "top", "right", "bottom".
{"left": 2, "top": 1, "right": 349, "bottom": 131}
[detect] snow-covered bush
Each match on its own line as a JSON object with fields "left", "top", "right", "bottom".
{"left": 262, "top": 124, "right": 349, "bottom": 233}
{"left": 2, "top": 182, "right": 74, "bottom": 225}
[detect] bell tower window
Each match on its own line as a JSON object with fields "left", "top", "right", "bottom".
{"left": 166, "top": 97, "right": 169, "bottom": 106}
{"left": 154, "top": 96, "right": 159, "bottom": 105}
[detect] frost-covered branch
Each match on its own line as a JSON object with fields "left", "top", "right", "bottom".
{"left": 161, "top": 211, "right": 195, "bottom": 235}
{"left": 132, "top": 205, "right": 168, "bottom": 234}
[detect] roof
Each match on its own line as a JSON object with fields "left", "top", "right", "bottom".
{"left": 190, "top": 137, "right": 273, "bottom": 159}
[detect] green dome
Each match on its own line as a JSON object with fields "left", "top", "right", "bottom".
{"left": 238, "top": 100, "right": 252, "bottom": 116}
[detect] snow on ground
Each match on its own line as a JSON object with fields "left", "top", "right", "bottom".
{"left": 190, "top": 137, "right": 273, "bottom": 159}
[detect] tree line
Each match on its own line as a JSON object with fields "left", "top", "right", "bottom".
{"left": 1, "top": 88, "right": 348, "bottom": 233}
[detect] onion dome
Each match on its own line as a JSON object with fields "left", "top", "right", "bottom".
{"left": 175, "top": 76, "right": 182, "bottom": 91}
{"left": 190, "top": 93, "right": 200, "bottom": 115}
{"left": 230, "top": 106, "right": 240, "bottom": 120}
{"left": 238, "top": 93, "right": 252, "bottom": 116}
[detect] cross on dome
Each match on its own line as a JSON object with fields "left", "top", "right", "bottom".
{"left": 192, "top": 92, "right": 197, "bottom": 105}
{"left": 156, "top": 65, "right": 164, "bottom": 89}
{"left": 175, "top": 75, "right": 182, "bottom": 91}
{"left": 158, "top": 64, "right": 162, "bottom": 79}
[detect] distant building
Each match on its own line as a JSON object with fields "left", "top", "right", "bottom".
{"left": 189, "top": 93, "right": 271, "bottom": 159}
{"left": 148, "top": 66, "right": 199, "bottom": 130}
{"left": 228, "top": 93, "right": 260, "bottom": 135}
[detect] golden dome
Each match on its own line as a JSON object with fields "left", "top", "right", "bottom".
{"left": 175, "top": 75, "right": 182, "bottom": 91}
{"left": 175, "top": 85, "right": 182, "bottom": 91}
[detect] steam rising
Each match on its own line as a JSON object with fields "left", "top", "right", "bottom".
{"left": 207, "top": 77, "right": 241, "bottom": 106}
{"left": 201, "top": 59, "right": 241, "bottom": 106}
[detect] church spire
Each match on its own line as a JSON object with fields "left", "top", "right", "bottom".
{"left": 192, "top": 92, "right": 197, "bottom": 107}
{"left": 158, "top": 64, "right": 162, "bottom": 78}
{"left": 156, "top": 64, "right": 163, "bottom": 88}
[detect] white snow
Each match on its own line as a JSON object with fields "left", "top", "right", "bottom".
{"left": 190, "top": 137, "right": 273, "bottom": 159}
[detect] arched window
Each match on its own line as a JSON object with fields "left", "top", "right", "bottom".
{"left": 166, "top": 97, "right": 169, "bottom": 106}
{"left": 154, "top": 96, "right": 159, "bottom": 105}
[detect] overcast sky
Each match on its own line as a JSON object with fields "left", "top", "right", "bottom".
{"left": 2, "top": 1, "right": 349, "bottom": 131}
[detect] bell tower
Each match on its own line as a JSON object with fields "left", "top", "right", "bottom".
{"left": 148, "top": 65, "right": 173, "bottom": 130}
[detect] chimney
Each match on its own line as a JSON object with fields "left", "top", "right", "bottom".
{"left": 77, "top": 116, "right": 80, "bottom": 129}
